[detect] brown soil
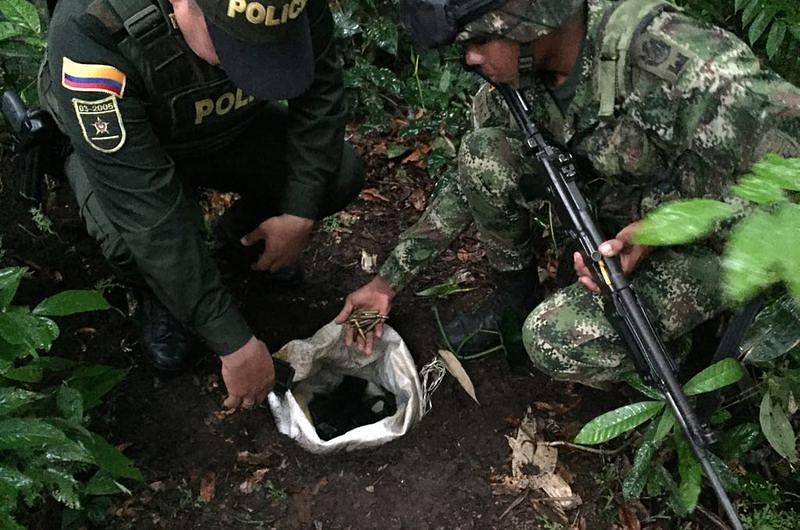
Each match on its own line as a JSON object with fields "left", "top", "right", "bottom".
{"left": 1, "top": 132, "right": 635, "bottom": 530}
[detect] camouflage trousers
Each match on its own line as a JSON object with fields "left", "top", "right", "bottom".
{"left": 458, "top": 126, "right": 725, "bottom": 387}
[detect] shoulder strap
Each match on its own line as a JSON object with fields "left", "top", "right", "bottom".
{"left": 87, "top": 0, "right": 172, "bottom": 45}
{"left": 596, "top": 0, "right": 677, "bottom": 118}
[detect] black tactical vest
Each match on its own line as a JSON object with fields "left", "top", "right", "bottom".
{"left": 84, "top": 0, "right": 264, "bottom": 156}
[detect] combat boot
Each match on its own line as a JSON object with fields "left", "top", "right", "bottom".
{"left": 136, "top": 289, "right": 197, "bottom": 372}
{"left": 444, "top": 267, "right": 542, "bottom": 356}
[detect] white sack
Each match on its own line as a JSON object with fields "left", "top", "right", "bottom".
{"left": 268, "top": 321, "right": 424, "bottom": 454}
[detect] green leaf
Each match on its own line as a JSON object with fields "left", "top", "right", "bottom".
{"left": 706, "top": 453, "right": 741, "bottom": 493}
{"left": 653, "top": 408, "right": 675, "bottom": 442}
{"left": 385, "top": 143, "right": 409, "bottom": 159}
{"left": 748, "top": 9, "right": 775, "bottom": 44}
{"left": 0, "top": 267, "right": 25, "bottom": 311}
{"left": 0, "top": 511, "right": 24, "bottom": 530}
{"left": 415, "top": 277, "right": 475, "bottom": 299}
{"left": 84, "top": 471, "right": 125, "bottom": 496}
{"left": 31, "top": 467, "right": 81, "bottom": 509}
{"left": 622, "top": 372, "right": 663, "bottom": 400}
{"left": 56, "top": 385, "right": 84, "bottom": 423}
{"left": 0, "top": 312, "right": 59, "bottom": 350}
{"left": 632, "top": 200, "right": 735, "bottom": 246}
{"left": 748, "top": 155, "right": 800, "bottom": 191}
{"left": 722, "top": 211, "right": 782, "bottom": 303}
{"left": 674, "top": 431, "right": 702, "bottom": 516}
{"left": 741, "top": 0, "right": 761, "bottom": 27}
{"left": 67, "top": 365, "right": 126, "bottom": 410}
{"left": 0, "top": 418, "right": 66, "bottom": 449}
{"left": 734, "top": 0, "right": 757, "bottom": 13}
{"left": 731, "top": 174, "right": 787, "bottom": 203}
{"left": 766, "top": 21, "right": 787, "bottom": 58}
{"left": 774, "top": 204, "right": 800, "bottom": 300}
{"left": 759, "top": 390, "right": 798, "bottom": 462}
{"left": 0, "top": 464, "right": 34, "bottom": 491}
{"left": 0, "top": 386, "right": 44, "bottom": 415}
{"left": 622, "top": 421, "right": 661, "bottom": 500}
{"left": 718, "top": 422, "right": 764, "bottom": 460}
{"left": 574, "top": 401, "right": 664, "bottom": 445}
{"left": 741, "top": 294, "right": 800, "bottom": 364}
{"left": 682, "top": 359, "right": 745, "bottom": 396}
{"left": 711, "top": 409, "right": 732, "bottom": 425}
{"left": 85, "top": 433, "right": 142, "bottom": 481}
{"left": 0, "top": 0, "right": 40, "bottom": 34}
{"left": 0, "top": 362, "right": 42, "bottom": 383}
{"left": 364, "top": 16, "right": 398, "bottom": 55}
{"left": 38, "top": 439, "right": 94, "bottom": 464}
{"left": 32, "top": 290, "right": 110, "bottom": 317}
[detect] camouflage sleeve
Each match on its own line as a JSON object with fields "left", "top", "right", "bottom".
{"left": 378, "top": 174, "right": 471, "bottom": 291}
{"left": 628, "top": 10, "right": 800, "bottom": 209}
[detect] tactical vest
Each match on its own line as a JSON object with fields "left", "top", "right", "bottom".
{"left": 49, "top": 0, "right": 332, "bottom": 157}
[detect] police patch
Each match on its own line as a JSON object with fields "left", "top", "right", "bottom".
{"left": 72, "top": 96, "right": 126, "bottom": 153}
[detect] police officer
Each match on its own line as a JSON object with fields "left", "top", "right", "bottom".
{"left": 40, "top": 0, "right": 364, "bottom": 408}
{"left": 337, "top": 0, "right": 800, "bottom": 386}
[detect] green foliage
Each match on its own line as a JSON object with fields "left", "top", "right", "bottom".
{"left": 0, "top": 267, "right": 138, "bottom": 528}
{"left": 415, "top": 277, "right": 475, "bottom": 299}
{"left": 0, "top": 0, "right": 46, "bottom": 106}
{"left": 633, "top": 155, "right": 800, "bottom": 303}
{"left": 576, "top": 360, "right": 746, "bottom": 515}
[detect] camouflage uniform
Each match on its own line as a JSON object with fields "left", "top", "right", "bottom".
{"left": 380, "top": 0, "right": 800, "bottom": 387}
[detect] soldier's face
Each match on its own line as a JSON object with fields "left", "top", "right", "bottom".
{"left": 171, "top": 0, "right": 221, "bottom": 66}
{"left": 464, "top": 38, "right": 520, "bottom": 83}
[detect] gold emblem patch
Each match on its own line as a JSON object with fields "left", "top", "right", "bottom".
{"left": 72, "top": 96, "right": 126, "bottom": 153}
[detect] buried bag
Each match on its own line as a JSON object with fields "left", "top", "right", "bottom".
{"left": 267, "top": 321, "right": 425, "bottom": 453}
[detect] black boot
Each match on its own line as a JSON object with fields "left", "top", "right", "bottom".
{"left": 443, "top": 266, "right": 542, "bottom": 356}
{"left": 136, "top": 289, "right": 196, "bottom": 372}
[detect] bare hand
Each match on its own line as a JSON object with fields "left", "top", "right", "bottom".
{"left": 335, "top": 276, "right": 395, "bottom": 355}
{"left": 241, "top": 214, "right": 314, "bottom": 272}
{"left": 574, "top": 221, "right": 652, "bottom": 293}
{"left": 221, "top": 336, "right": 275, "bottom": 409}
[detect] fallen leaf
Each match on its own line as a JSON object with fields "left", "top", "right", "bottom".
{"left": 239, "top": 468, "right": 269, "bottom": 495}
{"left": 365, "top": 485, "right": 375, "bottom": 493}
{"left": 199, "top": 472, "right": 216, "bottom": 503}
{"left": 359, "top": 188, "right": 390, "bottom": 202}
{"left": 75, "top": 327, "right": 97, "bottom": 336}
{"left": 360, "top": 250, "right": 378, "bottom": 274}
{"left": 237, "top": 450, "right": 272, "bottom": 467}
{"left": 618, "top": 501, "right": 641, "bottom": 530}
{"left": 149, "top": 481, "right": 165, "bottom": 492}
{"left": 401, "top": 145, "right": 430, "bottom": 164}
{"left": 438, "top": 350, "right": 479, "bottom": 404}
{"left": 408, "top": 188, "right": 427, "bottom": 211}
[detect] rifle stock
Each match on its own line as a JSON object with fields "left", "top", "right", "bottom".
{"left": 495, "top": 83, "right": 743, "bottom": 530}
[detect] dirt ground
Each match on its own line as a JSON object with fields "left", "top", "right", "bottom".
{"left": 2, "top": 132, "right": 650, "bottom": 530}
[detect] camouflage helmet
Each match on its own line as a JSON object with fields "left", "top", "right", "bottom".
{"left": 456, "top": 0, "right": 585, "bottom": 43}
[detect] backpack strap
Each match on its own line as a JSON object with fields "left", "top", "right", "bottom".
{"left": 87, "top": 0, "right": 173, "bottom": 46}
{"left": 596, "top": 0, "right": 677, "bottom": 118}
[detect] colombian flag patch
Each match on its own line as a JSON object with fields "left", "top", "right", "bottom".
{"left": 62, "top": 58, "right": 126, "bottom": 97}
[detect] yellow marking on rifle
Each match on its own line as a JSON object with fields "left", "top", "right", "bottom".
{"left": 598, "top": 260, "right": 612, "bottom": 287}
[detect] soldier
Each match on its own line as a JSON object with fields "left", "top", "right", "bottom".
{"left": 337, "top": 0, "right": 800, "bottom": 387}
{"left": 39, "top": 0, "right": 364, "bottom": 408}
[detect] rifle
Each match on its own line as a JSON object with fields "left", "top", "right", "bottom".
{"left": 1, "top": 90, "right": 67, "bottom": 203}
{"left": 494, "top": 83, "right": 743, "bottom": 530}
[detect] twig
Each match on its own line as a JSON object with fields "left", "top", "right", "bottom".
{"left": 695, "top": 504, "right": 731, "bottom": 530}
{"left": 537, "top": 439, "right": 633, "bottom": 456}
{"left": 498, "top": 492, "right": 528, "bottom": 521}
{"left": 531, "top": 496, "right": 582, "bottom": 504}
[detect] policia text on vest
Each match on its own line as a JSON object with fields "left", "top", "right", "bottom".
{"left": 227, "top": 0, "right": 308, "bottom": 26}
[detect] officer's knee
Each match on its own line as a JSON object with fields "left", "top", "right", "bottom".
{"left": 521, "top": 286, "right": 628, "bottom": 387}
{"left": 522, "top": 300, "right": 579, "bottom": 382}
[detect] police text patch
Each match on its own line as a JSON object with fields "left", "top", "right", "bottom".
{"left": 73, "top": 96, "right": 126, "bottom": 153}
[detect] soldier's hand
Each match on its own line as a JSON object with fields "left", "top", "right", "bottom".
{"left": 335, "top": 276, "right": 395, "bottom": 355}
{"left": 574, "top": 221, "right": 652, "bottom": 293}
{"left": 221, "top": 336, "right": 275, "bottom": 409}
{"left": 241, "top": 214, "right": 314, "bottom": 272}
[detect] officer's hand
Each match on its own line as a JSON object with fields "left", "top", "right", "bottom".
{"left": 335, "top": 276, "right": 395, "bottom": 355}
{"left": 574, "top": 221, "right": 652, "bottom": 293}
{"left": 241, "top": 214, "right": 314, "bottom": 272}
{"left": 220, "top": 336, "right": 275, "bottom": 409}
